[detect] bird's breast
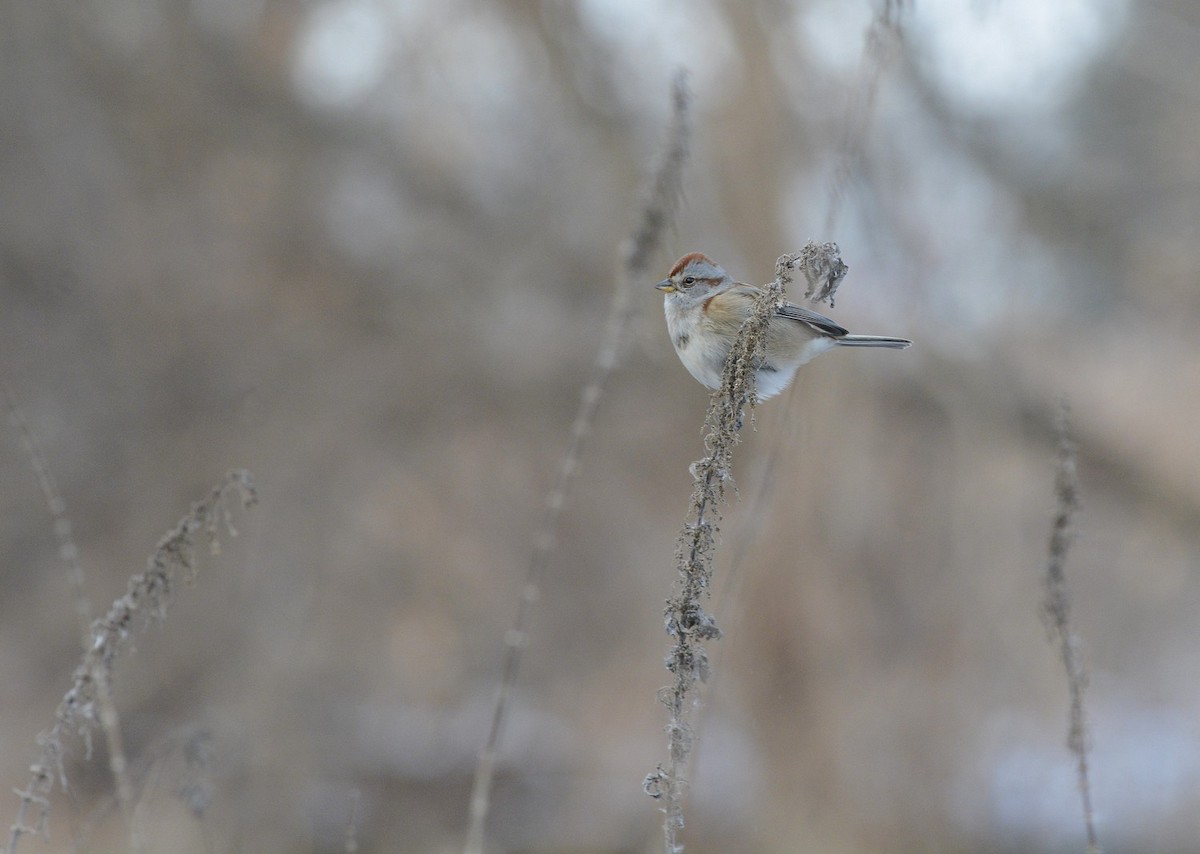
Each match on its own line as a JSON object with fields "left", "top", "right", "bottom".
{"left": 664, "top": 296, "right": 729, "bottom": 390}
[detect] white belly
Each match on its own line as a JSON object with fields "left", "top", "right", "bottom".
{"left": 664, "top": 297, "right": 834, "bottom": 400}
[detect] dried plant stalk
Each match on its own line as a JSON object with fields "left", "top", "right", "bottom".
{"left": 1, "top": 378, "right": 135, "bottom": 821}
{"left": 463, "top": 71, "right": 691, "bottom": 854}
{"left": 1041, "top": 400, "right": 1100, "bottom": 854}
{"left": 646, "top": 250, "right": 829, "bottom": 854}
{"left": 7, "top": 470, "right": 256, "bottom": 854}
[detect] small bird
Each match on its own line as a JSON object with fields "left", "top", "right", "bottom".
{"left": 656, "top": 253, "right": 911, "bottom": 400}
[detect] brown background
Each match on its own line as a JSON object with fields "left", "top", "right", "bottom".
{"left": 2, "top": 1, "right": 1199, "bottom": 851}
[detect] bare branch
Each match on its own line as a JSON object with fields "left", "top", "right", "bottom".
{"left": 1041, "top": 399, "right": 1100, "bottom": 854}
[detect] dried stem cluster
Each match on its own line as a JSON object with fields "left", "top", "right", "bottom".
{"left": 7, "top": 470, "right": 256, "bottom": 854}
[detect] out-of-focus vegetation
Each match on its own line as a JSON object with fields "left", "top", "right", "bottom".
{"left": 2, "top": 0, "right": 1199, "bottom": 851}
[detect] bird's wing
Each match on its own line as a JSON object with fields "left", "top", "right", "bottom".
{"left": 775, "top": 301, "right": 848, "bottom": 338}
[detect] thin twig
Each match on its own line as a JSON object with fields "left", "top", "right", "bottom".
{"left": 462, "top": 70, "right": 691, "bottom": 854}
{"left": 1041, "top": 399, "right": 1100, "bottom": 854}
{"left": 1, "top": 378, "right": 136, "bottom": 820}
{"left": 0, "top": 378, "right": 93, "bottom": 641}
{"left": 343, "top": 788, "right": 362, "bottom": 854}
{"left": 76, "top": 725, "right": 215, "bottom": 852}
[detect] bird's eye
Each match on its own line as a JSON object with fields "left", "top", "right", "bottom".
{"left": 683, "top": 276, "right": 696, "bottom": 285}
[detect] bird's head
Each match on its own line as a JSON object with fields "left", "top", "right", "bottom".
{"left": 655, "top": 253, "right": 734, "bottom": 306}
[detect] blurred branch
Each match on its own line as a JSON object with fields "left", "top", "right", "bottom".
{"left": 824, "top": 0, "right": 907, "bottom": 233}
{"left": 343, "top": 788, "right": 361, "bottom": 854}
{"left": 1, "top": 378, "right": 136, "bottom": 822}
{"left": 6, "top": 471, "right": 256, "bottom": 854}
{"left": 463, "top": 71, "right": 691, "bottom": 854}
{"left": 1041, "top": 400, "right": 1100, "bottom": 854}
{"left": 0, "top": 378, "right": 92, "bottom": 642}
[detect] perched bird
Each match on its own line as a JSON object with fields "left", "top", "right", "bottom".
{"left": 656, "top": 253, "right": 911, "bottom": 400}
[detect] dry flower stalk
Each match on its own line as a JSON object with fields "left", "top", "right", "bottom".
{"left": 647, "top": 244, "right": 846, "bottom": 853}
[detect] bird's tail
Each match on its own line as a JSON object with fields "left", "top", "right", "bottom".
{"left": 835, "top": 335, "right": 912, "bottom": 349}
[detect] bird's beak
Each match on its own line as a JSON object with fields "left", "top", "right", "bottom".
{"left": 655, "top": 279, "right": 676, "bottom": 293}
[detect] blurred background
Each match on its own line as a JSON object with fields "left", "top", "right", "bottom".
{"left": 2, "top": 0, "right": 1199, "bottom": 851}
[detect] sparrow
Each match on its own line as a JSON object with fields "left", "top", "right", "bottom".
{"left": 656, "top": 252, "right": 911, "bottom": 400}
